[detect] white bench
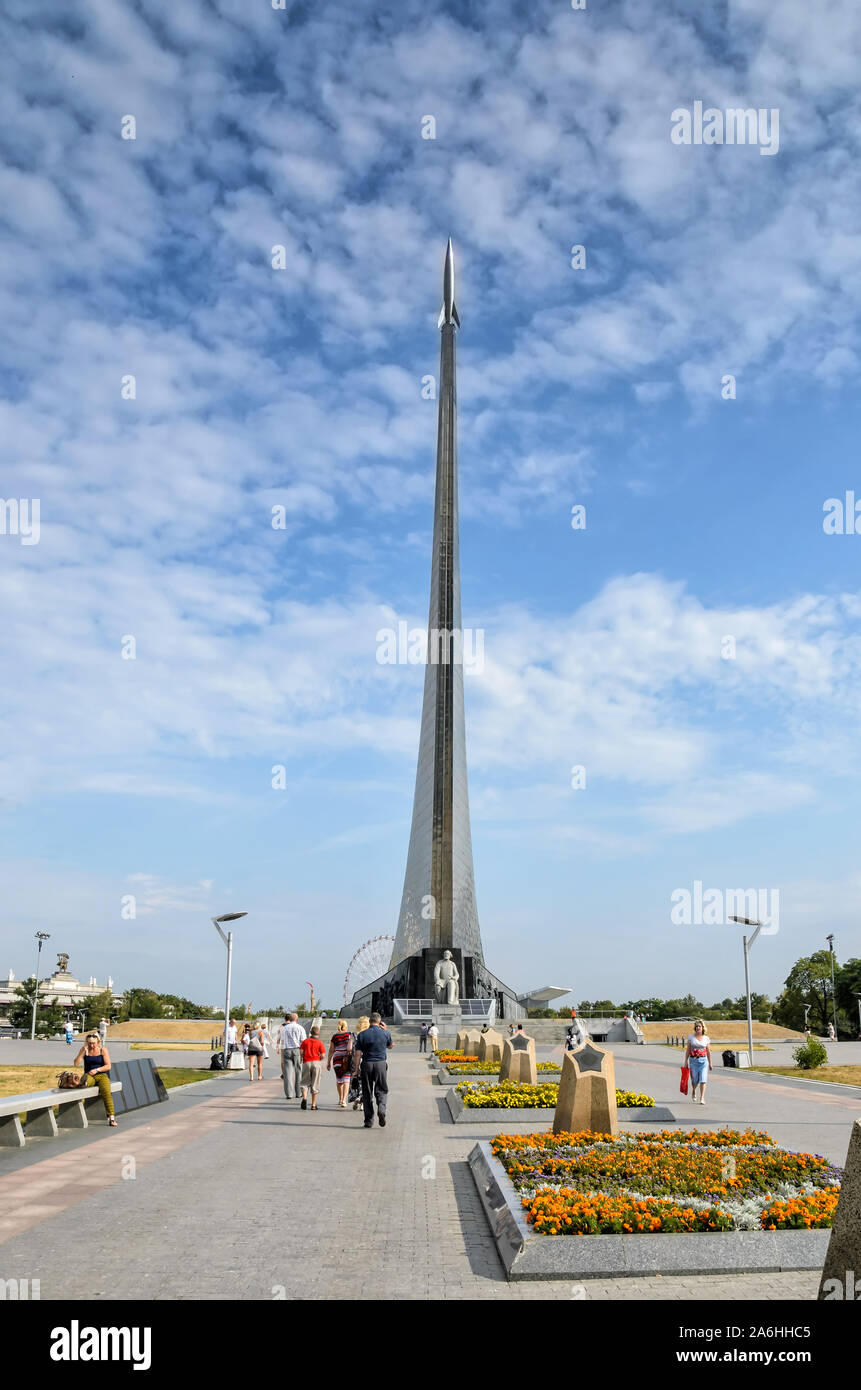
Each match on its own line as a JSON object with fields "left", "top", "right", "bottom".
{"left": 0, "top": 1082, "right": 123, "bottom": 1148}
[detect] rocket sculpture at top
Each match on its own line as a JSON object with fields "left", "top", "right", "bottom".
{"left": 389, "top": 239, "right": 485, "bottom": 971}
{"left": 438, "top": 236, "right": 460, "bottom": 328}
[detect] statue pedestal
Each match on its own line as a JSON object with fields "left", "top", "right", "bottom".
{"left": 432, "top": 1004, "right": 461, "bottom": 1047}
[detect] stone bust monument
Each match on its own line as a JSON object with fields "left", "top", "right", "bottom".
{"left": 433, "top": 950, "right": 460, "bottom": 1005}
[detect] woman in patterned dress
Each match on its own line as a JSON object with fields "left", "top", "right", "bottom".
{"left": 327, "top": 1018, "right": 355, "bottom": 1108}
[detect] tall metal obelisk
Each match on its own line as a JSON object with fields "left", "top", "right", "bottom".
{"left": 389, "top": 239, "right": 485, "bottom": 979}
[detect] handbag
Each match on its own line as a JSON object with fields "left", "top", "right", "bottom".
{"left": 680, "top": 1065, "right": 689, "bottom": 1095}
{"left": 57, "top": 1071, "right": 84, "bottom": 1089}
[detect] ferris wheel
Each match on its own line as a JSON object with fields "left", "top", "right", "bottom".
{"left": 343, "top": 936, "right": 396, "bottom": 1006}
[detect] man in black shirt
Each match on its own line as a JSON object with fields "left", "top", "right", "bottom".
{"left": 355, "top": 1012, "right": 394, "bottom": 1128}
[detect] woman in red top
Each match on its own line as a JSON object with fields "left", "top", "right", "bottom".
{"left": 299, "top": 1025, "right": 327, "bottom": 1110}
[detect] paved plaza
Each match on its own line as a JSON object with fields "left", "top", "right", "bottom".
{"left": 1, "top": 1041, "right": 858, "bottom": 1301}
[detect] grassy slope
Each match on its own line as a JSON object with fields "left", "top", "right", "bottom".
{"left": 752, "top": 1065, "right": 861, "bottom": 1086}
{"left": 639, "top": 1020, "right": 805, "bottom": 1041}
{"left": 0, "top": 1064, "right": 218, "bottom": 1098}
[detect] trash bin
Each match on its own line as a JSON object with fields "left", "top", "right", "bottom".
{"left": 722, "top": 1049, "right": 736, "bottom": 1068}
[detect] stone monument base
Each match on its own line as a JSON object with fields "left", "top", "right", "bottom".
{"left": 432, "top": 1004, "right": 461, "bottom": 1046}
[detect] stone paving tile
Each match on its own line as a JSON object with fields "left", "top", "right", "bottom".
{"left": 0, "top": 1053, "right": 840, "bottom": 1301}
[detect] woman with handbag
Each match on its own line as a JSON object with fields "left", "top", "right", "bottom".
{"left": 684, "top": 1019, "right": 712, "bottom": 1105}
{"left": 327, "top": 1018, "right": 354, "bottom": 1108}
{"left": 72, "top": 1032, "right": 118, "bottom": 1126}
{"left": 247, "top": 1020, "right": 265, "bottom": 1081}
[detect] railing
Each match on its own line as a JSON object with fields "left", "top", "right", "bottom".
{"left": 459, "top": 999, "right": 495, "bottom": 1018}
{"left": 393, "top": 999, "right": 434, "bottom": 1021}
{"left": 392, "top": 998, "right": 496, "bottom": 1022}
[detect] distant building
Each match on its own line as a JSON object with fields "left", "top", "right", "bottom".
{"left": 0, "top": 955, "right": 122, "bottom": 1023}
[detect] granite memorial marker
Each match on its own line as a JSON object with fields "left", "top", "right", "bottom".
{"left": 553, "top": 1041, "right": 619, "bottom": 1136}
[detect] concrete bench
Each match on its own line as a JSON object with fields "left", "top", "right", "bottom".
{"left": 0, "top": 1082, "right": 123, "bottom": 1148}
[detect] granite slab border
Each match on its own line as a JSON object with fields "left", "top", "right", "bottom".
{"left": 435, "top": 1066, "right": 562, "bottom": 1087}
{"left": 445, "top": 1088, "right": 673, "bottom": 1125}
{"left": 468, "top": 1140, "right": 831, "bottom": 1281}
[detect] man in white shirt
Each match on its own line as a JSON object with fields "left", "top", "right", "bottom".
{"left": 427, "top": 1022, "right": 439, "bottom": 1052}
{"left": 278, "top": 1012, "right": 307, "bottom": 1099}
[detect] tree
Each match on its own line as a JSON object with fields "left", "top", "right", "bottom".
{"left": 779, "top": 952, "right": 834, "bottom": 1033}
{"left": 8, "top": 978, "right": 65, "bottom": 1033}
{"left": 772, "top": 986, "right": 807, "bottom": 1032}
{"left": 620, "top": 999, "right": 665, "bottom": 1019}
{"left": 837, "top": 958, "right": 861, "bottom": 1034}
{"left": 119, "top": 988, "right": 165, "bottom": 1021}
{"left": 82, "top": 988, "right": 116, "bottom": 1031}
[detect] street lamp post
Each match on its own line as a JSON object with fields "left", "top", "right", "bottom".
{"left": 212, "top": 913, "right": 248, "bottom": 1069}
{"left": 826, "top": 934, "right": 838, "bottom": 1040}
{"left": 729, "top": 916, "right": 763, "bottom": 1066}
{"left": 802, "top": 1003, "right": 812, "bottom": 1033}
{"left": 30, "top": 932, "right": 51, "bottom": 1041}
{"left": 854, "top": 994, "right": 861, "bottom": 1040}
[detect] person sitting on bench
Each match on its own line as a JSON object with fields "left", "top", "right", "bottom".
{"left": 74, "top": 1032, "right": 118, "bottom": 1127}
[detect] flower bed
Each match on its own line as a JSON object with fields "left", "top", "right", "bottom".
{"left": 524, "top": 1189, "right": 734, "bottom": 1235}
{"left": 434, "top": 1050, "right": 477, "bottom": 1065}
{"left": 457, "top": 1081, "right": 654, "bottom": 1110}
{"left": 761, "top": 1190, "right": 840, "bottom": 1229}
{"left": 489, "top": 1130, "right": 842, "bottom": 1234}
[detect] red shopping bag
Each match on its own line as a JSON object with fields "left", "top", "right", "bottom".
{"left": 680, "top": 1065, "right": 689, "bottom": 1095}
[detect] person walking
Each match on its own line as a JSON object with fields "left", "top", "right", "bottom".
{"left": 418, "top": 1022, "right": 429, "bottom": 1053}
{"left": 348, "top": 1016, "right": 369, "bottom": 1110}
{"left": 73, "top": 1031, "right": 118, "bottom": 1127}
{"left": 427, "top": 1021, "right": 439, "bottom": 1053}
{"left": 355, "top": 1011, "right": 394, "bottom": 1129}
{"left": 247, "top": 1020, "right": 265, "bottom": 1081}
{"left": 226, "top": 1019, "right": 238, "bottom": 1056}
{"left": 64, "top": 1019, "right": 75, "bottom": 1046}
{"left": 260, "top": 1020, "right": 272, "bottom": 1059}
{"left": 684, "top": 1019, "right": 712, "bottom": 1105}
{"left": 98, "top": 1017, "right": 108, "bottom": 1046}
{"left": 327, "top": 1019, "right": 354, "bottom": 1108}
{"left": 240, "top": 1024, "right": 251, "bottom": 1058}
{"left": 299, "top": 1025, "right": 326, "bottom": 1110}
{"left": 279, "top": 1012, "right": 306, "bottom": 1100}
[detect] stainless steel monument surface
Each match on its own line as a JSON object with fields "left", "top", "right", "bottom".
{"left": 352, "top": 241, "right": 518, "bottom": 1021}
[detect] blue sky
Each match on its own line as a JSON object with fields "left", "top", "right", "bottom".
{"left": 3, "top": 0, "right": 861, "bottom": 1013}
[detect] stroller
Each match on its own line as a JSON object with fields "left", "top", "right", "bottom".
{"left": 347, "top": 1073, "right": 362, "bottom": 1109}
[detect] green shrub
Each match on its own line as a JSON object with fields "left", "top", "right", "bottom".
{"left": 792, "top": 1038, "right": 828, "bottom": 1070}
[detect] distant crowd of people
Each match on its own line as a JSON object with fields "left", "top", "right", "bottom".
{"left": 222, "top": 1010, "right": 394, "bottom": 1127}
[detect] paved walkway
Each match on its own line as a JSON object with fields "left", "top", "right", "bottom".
{"left": 0, "top": 1048, "right": 852, "bottom": 1300}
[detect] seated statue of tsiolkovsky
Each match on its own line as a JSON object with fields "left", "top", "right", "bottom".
{"left": 434, "top": 950, "right": 460, "bottom": 1005}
